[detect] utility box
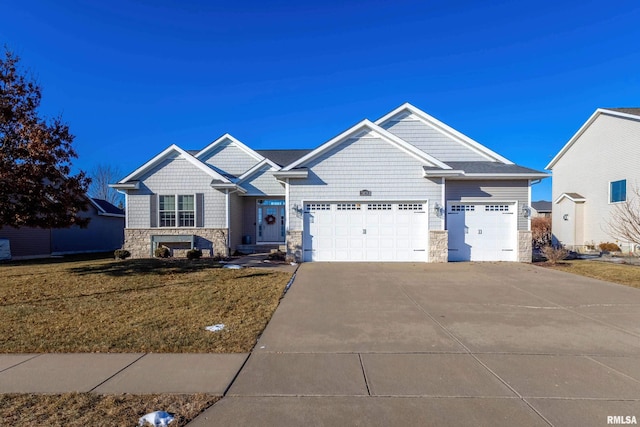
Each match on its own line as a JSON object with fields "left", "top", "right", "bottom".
{"left": 0, "top": 239, "right": 11, "bottom": 260}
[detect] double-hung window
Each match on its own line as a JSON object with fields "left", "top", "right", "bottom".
{"left": 158, "top": 194, "right": 195, "bottom": 227}
{"left": 178, "top": 195, "right": 195, "bottom": 227}
{"left": 610, "top": 180, "right": 626, "bottom": 203}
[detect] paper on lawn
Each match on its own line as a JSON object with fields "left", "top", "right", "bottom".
{"left": 205, "top": 324, "right": 225, "bottom": 332}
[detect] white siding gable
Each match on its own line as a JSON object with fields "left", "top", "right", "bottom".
{"left": 380, "top": 112, "right": 488, "bottom": 162}
{"left": 199, "top": 140, "right": 261, "bottom": 176}
{"left": 550, "top": 113, "right": 640, "bottom": 247}
{"left": 288, "top": 133, "right": 443, "bottom": 230}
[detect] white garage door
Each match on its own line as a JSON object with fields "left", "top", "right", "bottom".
{"left": 447, "top": 202, "right": 517, "bottom": 261}
{"left": 303, "top": 202, "right": 428, "bottom": 262}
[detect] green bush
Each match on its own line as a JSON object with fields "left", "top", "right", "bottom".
{"left": 154, "top": 246, "right": 170, "bottom": 258}
{"left": 186, "top": 248, "right": 202, "bottom": 260}
{"left": 599, "top": 242, "right": 621, "bottom": 252}
{"left": 114, "top": 249, "right": 131, "bottom": 260}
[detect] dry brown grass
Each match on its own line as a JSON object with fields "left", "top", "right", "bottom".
{"left": 0, "top": 392, "right": 219, "bottom": 426}
{"left": 0, "top": 256, "right": 291, "bottom": 353}
{"left": 541, "top": 259, "right": 640, "bottom": 289}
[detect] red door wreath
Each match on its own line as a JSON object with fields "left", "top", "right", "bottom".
{"left": 265, "top": 214, "right": 276, "bottom": 225}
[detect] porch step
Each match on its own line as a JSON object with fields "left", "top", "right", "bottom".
{"left": 236, "top": 244, "right": 286, "bottom": 255}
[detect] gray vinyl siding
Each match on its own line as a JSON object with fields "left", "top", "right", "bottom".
{"left": 445, "top": 180, "right": 530, "bottom": 230}
{"left": 241, "top": 167, "right": 285, "bottom": 196}
{"left": 200, "top": 141, "right": 260, "bottom": 176}
{"left": 127, "top": 157, "right": 227, "bottom": 229}
{"left": 0, "top": 227, "right": 51, "bottom": 258}
{"left": 551, "top": 113, "right": 640, "bottom": 248}
{"left": 127, "top": 194, "right": 151, "bottom": 228}
{"left": 380, "top": 115, "right": 488, "bottom": 162}
{"left": 288, "top": 134, "right": 444, "bottom": 230}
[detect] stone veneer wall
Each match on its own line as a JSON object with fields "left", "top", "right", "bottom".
{"left": 429, "top": 230, "right": 448, "bottom": 263}
{"left": 518, "top": 230, "right": 532, "bottom": 262}
{"left": 286, "top": 230, "right": 303, "bottom": 262}
{"left": 124, "top": 228, "right": 228, "bottom": 259}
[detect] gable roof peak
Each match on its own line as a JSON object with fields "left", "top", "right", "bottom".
{"left": 196, "top": 133, "right": 264, "bottom": 162}
{"left": 375, "top": 103, "right": 514, "bottom": 164}
{"left": 117, "top": 144, "right": 231, "bottom": 184}
{"left": 282, "top": 118, "right": 450, "bottom": 171}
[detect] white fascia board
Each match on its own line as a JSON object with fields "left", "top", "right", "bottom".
{"left": 237, "top": 159, "right": 280, "bottom": 183}
{"left": 211, "top": 182, "right": 247, "bottom": 194}
{"left": 545, "top": 108, "right": 640, "bottom": 170}
{"left": 98, "top": 212, "right": 125, "bottom": 218}
{"left": 109, "top": 182, "right": 140, "bottom": 190}
{"left": 118, "top": 145, "right": 230, "bottom": 184}
{"left": 196, "top": 133, "right": 264, "bottom": 162}
{"left": 282, "top": 119, "right": 450, "bottom": 171}
{"left": 375, "top": 103, "right": 514, "bottom": 164}
{"left": 272, "top": 170, "right": 309, "bottom": 179}
{"left": 423, "top": 170, "right": 465, "bottom": 177}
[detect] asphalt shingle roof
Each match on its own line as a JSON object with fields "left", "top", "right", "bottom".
{"left": 607, "top": 108, "right": 640, "bottom": 117}
{"left": 256, "top": 149, "right": 313, "bottom": 167}
{"left": 91, "top": 198, "right": 124, "bottom": 215}
{"left": 531, "top": 201, "right": 552, "bottom": 212}
{"left": 426, "top": 161, "right": 546, "bottom": 175}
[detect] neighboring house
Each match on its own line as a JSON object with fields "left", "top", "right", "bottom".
{"left": 0, "top": 198, "right": 125, "bottom": 260}
{"left": 546, "top": 108, "right": 640, "bottom": 253}
{"left": 531, "top": 201, "right": 552, "bottom": 218}
{"left": 111, "top": 103, "right": 546, "bottom": 262}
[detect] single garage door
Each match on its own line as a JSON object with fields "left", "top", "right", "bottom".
{"left": 303, "top": 201, "right": 428, "bottom": 262}
{"left": 447, "top": 201, "right": 517, "bottom": 261}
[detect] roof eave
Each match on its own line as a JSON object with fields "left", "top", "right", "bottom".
{"left": 109, "top": 182, "right": 140, "bottom": 190}
{"left": 272, "top": 170, "right": 309, "bottom": 179}
{"left": 423, "top": 170, "right": 466, "bottom": 178}
{"left": 447, "top": 173, "right": 549, "bottom": 180}
{"left": 210, "top": 183, "right": 248, "bottom": 194}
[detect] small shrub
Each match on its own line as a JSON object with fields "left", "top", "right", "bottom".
{"left": 186, "top": 248, "right": 202, "bottom": 260}
{"left": 531, "top": 217, "right": 552, "bottom": 249}
{"left": 541, "top": 245, "right": 568, "bottom": 265}
{"left": 154, "top": 246, "right": 170, "bottom": 258}
{"left": 113, "top": 249, "right": 131, "bottom": 260}
{"left": 267, "top": 250, "right": 286, "bottom": 261}
{"left": 599, "top": 242, "right": 621, "bottom": 252}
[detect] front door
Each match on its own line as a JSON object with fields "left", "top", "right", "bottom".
{"left": 257, "top": 199, "right": 285, "bottom": 243}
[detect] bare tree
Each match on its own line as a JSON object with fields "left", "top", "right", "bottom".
{"left": 89, "top": 163, "right": 123, "bottom": 207}
{"left": 606, "top": 184, "right": 640, "bottom": 250}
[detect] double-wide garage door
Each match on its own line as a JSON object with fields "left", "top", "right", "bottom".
{"left": 303, "top": 201, "right": 428, "bottom": 262}
{"left": 447, "top": 202, "right": 517, "bottom": 261}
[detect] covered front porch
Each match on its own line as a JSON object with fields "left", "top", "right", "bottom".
{"left": 231, "top": 197, "right": 286, "bottom": 254}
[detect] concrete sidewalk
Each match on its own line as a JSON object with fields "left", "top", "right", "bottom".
{"left": 190, "top": 262, "right": 640, "bottom": 427}
{"left": 0, "top": 353, "right": 247, "bottom": 394}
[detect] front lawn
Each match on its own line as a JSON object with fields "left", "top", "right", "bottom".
{"left": 0, "top": 257, "right": 292, "bottom": 353}
{"left": 0, "top": 393, "right": 219, "bottom": 427}
{"left": 539, "top": 259, "right": 640, "bottom": 289}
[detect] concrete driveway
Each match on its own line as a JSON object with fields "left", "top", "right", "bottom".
{"left": 191, "top": 263, "right": 640, "bottom": 426}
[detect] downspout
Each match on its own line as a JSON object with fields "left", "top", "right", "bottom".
{"left": 528, "top": 179, "right": 543, "bottom": 232}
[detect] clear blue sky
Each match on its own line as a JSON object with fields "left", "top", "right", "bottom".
{"left": 3, "top": 0, "right": 639, "bottom": 201}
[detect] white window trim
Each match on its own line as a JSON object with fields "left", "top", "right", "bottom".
{"left": 157, "top": 193, "right": 197, "bottom": 228}
{"left": 608, "top": 179, "right": 627, "bottom": 204}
